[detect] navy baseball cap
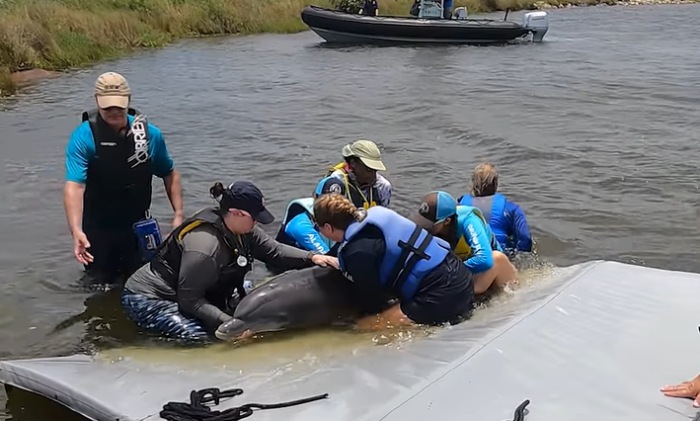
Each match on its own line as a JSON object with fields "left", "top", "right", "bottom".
{"left": 222, "top": 181, "right": 274, "bottom": 224}
{"left": 314, "top": 176, "right": 346, "bottom": 197}
{"left": 410, "top": 191, "right": 458, "bottom": 229}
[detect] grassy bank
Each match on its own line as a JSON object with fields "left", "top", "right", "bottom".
{"left": 0, "top": 0, "right": 696, "bottom": 96}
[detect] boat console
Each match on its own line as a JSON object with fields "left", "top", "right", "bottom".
{"left": 417, "top": 0, "right": 445, "bottom": 19}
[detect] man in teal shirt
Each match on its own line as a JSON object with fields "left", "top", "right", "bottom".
{"left": 63, "top": 72, "right": 184, "bottom": 284}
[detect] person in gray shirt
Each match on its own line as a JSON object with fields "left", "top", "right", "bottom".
{"left": 121, "top": 180, "right": 339, "bottom": 342}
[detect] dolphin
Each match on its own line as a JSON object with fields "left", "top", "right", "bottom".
{"left": 215, "top": 266, "right": 363, "bottom": 341}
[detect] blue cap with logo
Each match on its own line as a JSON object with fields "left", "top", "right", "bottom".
{"left": 410, "top": 191, "right": 458, "bottom": 229}
{"left": 220, "top": 180, "right": 275, "bottom": 224}
{"left": 314, "top": 176, "right": 346, "bottom": 198}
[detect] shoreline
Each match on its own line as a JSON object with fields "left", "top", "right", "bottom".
{"left": 1, "top": 0, "right": 698, "bottom": 97}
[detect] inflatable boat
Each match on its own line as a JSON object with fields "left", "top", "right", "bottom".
{"left": 300, "top": 4, "right": 550, "bottom": 45}
{"left": 1, "top": 260, "right": 699, "bottom": 420}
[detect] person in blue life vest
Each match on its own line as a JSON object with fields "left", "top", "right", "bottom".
{"left": 324, "top": 139, "right": 392, "bottom": 210}
{"left": 122, "top": 180, "right": 339, "bottom": 342}
{"left": 458, "top": 162, "right": 533, "bottom": 254}
{"left": 312, "top": 193, "right": 476, "bottom": 331}
{"left": 410, "top": 191, "right": 518, "bottom": 295}
{"left": 275, "top": 176, "right": 347, "bottom": 255}
{"left": 63, "top": 72, "right": 184, "bottom": 284}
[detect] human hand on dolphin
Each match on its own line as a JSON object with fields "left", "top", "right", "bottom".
{"left": 311, "top": 254, "right": 339, "bottom": 269}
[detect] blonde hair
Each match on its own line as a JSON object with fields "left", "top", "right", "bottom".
{"left": 313, "top": 194, "right": 361, "bottom": 230}
{"left": 471, "top": 162, "right": 499, "bottom": 197}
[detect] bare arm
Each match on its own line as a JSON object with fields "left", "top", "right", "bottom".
{"left": 162, "top": 169, "right": 184, "bottom": 225}
{"left": 64, "top": 181, "right": 85, "bottom": 237}
{"left": 64, "top": 181, "right": 93, "bottom": 264}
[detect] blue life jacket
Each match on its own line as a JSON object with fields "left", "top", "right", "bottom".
{"left": 274, "top": 197, "right": 334, "bottom": 251}
{"left": 339, "top": 206, "right": 450, "bottom": 301}
{"left": 459, "top": 193, "right": 509, "bottom": 249}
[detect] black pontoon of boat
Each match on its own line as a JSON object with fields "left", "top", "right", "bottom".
{"left": 301, "top": 2, "right": 550, "bottom": 45}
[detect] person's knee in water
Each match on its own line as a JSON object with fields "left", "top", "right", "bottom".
{"left": 313, "top": 194, "right": 475, "bottom": 331}
{"left": 63, "top": 71, "right": 184, "bottom": 284}
{"left": 323, "top": 139, "right": 392, "bottom": 210}
{"left": 121, "top": 180, "right": 338, "bottom": 342}
{"left": 411, "top": 191, "right": 518, "bottom": 295}
{"left": 458, "top": 162, "right": 533, "bottom": 254}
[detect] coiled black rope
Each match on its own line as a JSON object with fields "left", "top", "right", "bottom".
{"left": 508, "top": 399, "right": 530, "bottom": 421}
{"left": 159, "top": 387, "right": 329, "bottom": 421}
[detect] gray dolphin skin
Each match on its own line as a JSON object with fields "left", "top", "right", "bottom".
{"left": 215, "top": 266, "right": 362, "bottom": 341}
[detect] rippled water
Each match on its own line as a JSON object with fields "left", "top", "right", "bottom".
{"left": 1, "top": 4, "right": 699, "bottom": 419}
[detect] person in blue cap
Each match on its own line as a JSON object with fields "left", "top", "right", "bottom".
{"left": 410, "top": 190, "right": 518, "bottom": 295}
{"left": 275, "top": 176, "right": 347, "bottom": 255}
{"left": 121, "top": 180, "right": 338, "bottom": 342}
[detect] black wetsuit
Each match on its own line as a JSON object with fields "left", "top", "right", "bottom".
{"left": 123, "top": 208, "right": 316, "bottom": 341}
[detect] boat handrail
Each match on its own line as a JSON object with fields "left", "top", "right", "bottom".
{"left": 307, "top": 6, "right": 507, "bottom": 25}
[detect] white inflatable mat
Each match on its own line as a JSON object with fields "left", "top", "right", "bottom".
{"left": 1, "top": 260, "right": 699, "bottom": 421}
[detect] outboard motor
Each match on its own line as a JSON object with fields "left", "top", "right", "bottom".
{"left": 453, "top": 6, "right": 468, "bottom": 19}
{"left": 522, "top": 11, "right": 549, "bottom": 43}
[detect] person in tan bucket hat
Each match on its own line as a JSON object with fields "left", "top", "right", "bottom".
{"left": 63, "top": 71, "right": 184, "bottom": 285}
{"left": 324, "top": 139, "right": 392, "bottom": 210}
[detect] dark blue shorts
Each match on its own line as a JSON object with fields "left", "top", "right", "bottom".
{"left": 400, "top": 253, "right": 475, "bottom": 326}
{"left": 121, "top": 289, "right": 210, "bottom": 342}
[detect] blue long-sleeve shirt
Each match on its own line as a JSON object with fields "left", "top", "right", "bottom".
{"left": 455, "top": 207, "right": 501, "bottom": 274}
{"left": 65, "top": 115, "right": 174, "bottom": 184}
{"left": 501, "top": 201, "right": 533, "bottom": 252}
{"left": 458, "top": 194, "right": 533, "bottom": 253}
{"left": 284, "top": 213, "right": 331, "bottom": 254}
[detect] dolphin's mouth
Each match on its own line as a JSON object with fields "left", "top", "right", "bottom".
{"left": 215, "top": 318, "right": 288, "bottom": 341}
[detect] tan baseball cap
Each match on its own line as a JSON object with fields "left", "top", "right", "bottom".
{"left": 94, "top": 72, "right": 131, "bottom": 109}
{"left": 341, "top": 139, "right": 386, "bottom": 171}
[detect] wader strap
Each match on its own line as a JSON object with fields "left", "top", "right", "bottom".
{"left": 387, "top": 226, "right": 432, "bottom": 291}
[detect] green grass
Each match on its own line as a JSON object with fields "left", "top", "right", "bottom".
{"left": 0, "top": 0, "right": 691, "bottom": 95}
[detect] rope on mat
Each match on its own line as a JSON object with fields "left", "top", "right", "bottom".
{"left": 159, "top": 387, "right": 329, "bottom": 421}
{"left": 506, "top": 399, "right": 530, "bottom": 421}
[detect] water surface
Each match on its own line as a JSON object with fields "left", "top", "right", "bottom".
{"left": 1, "top": 4, "right": 699, "bottom": 419}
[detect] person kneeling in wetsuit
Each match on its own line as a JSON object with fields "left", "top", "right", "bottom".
{"left": 313, "top": 194, "right": 475, "bottom": 330}
{"left": 458, "top": 162, "right": 533, "bottom": 254}
{"left": 411, "top": 191, "right": 518, "bottom": 295}
{"left": 121, "top": 180, "right": 338, "bottom": 342}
